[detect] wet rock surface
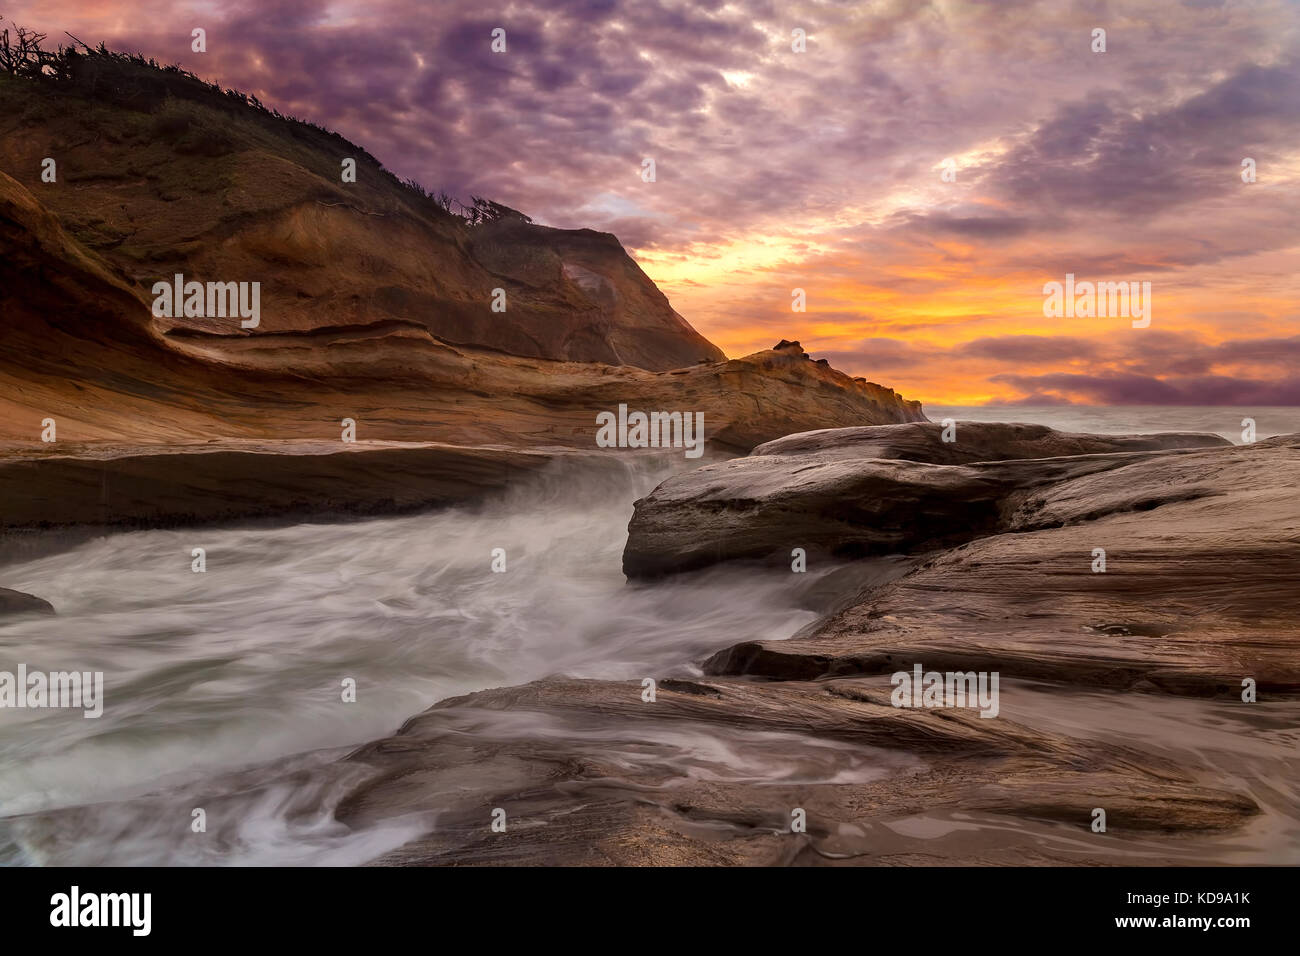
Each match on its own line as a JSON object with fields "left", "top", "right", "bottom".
{"left": 318, "top": 428, "right": 1295, "bottom": 865}
{"left": 752, "top": 420, "right": 1229, "bottom": 463}
{"left": 0, "top": 587, "right": 54, "bottom": 616}
{"left": 701, "top": 434, "right": 1300, "bottom": 698}
{"left": 622, "top": 422, "right": 1236, "bottom": 579}
{"left": 333, "top": 676, "right": 1260, "bottom": 866}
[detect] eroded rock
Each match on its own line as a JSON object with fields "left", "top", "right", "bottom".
{"left": 753, "top": 421, "right": 1228, "bottom": 464}
{"left": 333, "top": 676, "right": 1257, "bottom": 866}
{"left": 704, "top": 436, "right": 1300, "bottom": 697}
{"left": 622, "top": 422, "right": 1226, "bottom": 578}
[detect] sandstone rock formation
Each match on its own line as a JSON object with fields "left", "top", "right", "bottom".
{"left": 623, "top": 422, "right": 1229, "bottom": 578}
{"left": 0, "top": 441, "right": 566, "bottom": 531}
{"left": 0, "top": 62, "right": 721, "bottom": 371}
{"left": 300, "top": 426, "right": 1295, "bottom": 865}
{"left": 0, "top": 152, "right": 923, "bottom": 532}
{"left": 753, "top": 420, "right": 1228, "bottom": 463}
{"left": 329, "top": 675, "right": 1257, "bottom": 865}
{"left": 719, "top": 433, "right": 1300, "bottom": 697}
{"left": 624, "top": 425, "right": 1300, "bottom": 698}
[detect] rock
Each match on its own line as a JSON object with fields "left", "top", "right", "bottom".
{"left": 0, "top": 442, "right": 566, "bottom": 533}
{"left": 752, "top": 421, "right": 1229, "bottom": 464}
{"left": 772, "top": 339, "right": 810, "bottom": 359}
{"left": 623, "top": 455, "right": 1013, "bottom": 578}
{"left": 331, "top": 675, "right": 1257, "bottom": 865}
{"left": 622, "top": 422, "right": 1224, "bottom": 578}
{"left": 0, "top": 72, "right": 931, "bottom": 537}
{"left": 0, "top": 587, "right": 54, "bottom": 616}
{"left": 0, "top": 160, "right": 926, "bottom": 531}
{"left": 625, "top": 425, "right": 1300, "bottom": 698}
{"left": 0, "top": 165, "right": 926, "bottom": 447}
{"left": 702, "top": 435, "right": 1300, "bottom": 697}
{"left": 0, "top": 68, "right": 722, "bottom": 372}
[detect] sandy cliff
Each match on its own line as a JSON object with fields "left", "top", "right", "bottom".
{"left": 0, "top": 55, "right": 923, "bottom": 530}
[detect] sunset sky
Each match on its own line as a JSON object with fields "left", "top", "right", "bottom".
{"left": 9, "top": 0, "right": 1299, "bottom": 404}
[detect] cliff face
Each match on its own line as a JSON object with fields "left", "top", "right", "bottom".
{"left": 0, "top": 56, "right": 925, "bottom": 498}
{"left": 465, "top": 219, "right": 723, "bottom": 369}
{"left": 0, "top": 64, "right": 722, "bottom": 371}
{"left": 0, "top": 167, "right": 209, "bottom": 441}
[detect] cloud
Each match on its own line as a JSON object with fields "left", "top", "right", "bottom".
{"left": 990, "top": 371, "right": 1300, "bottom": 405}
{"left": 959, "top": 335, "right": 1101, "bottom": 363}
{"left": 7, "top": 0, "right": 1299, "bottom": 403}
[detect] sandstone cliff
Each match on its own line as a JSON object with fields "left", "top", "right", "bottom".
{"left": 0, "top": 56, "right": 722, "bottom": 371}
{"left": 0, "top": 54, "right": 924, "bottom": 530}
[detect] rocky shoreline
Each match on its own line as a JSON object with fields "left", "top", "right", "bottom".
{"left": 1, "top": 416, "right": 1294, "bottom": 868}
{"left": 312, "top": 421, "right": 1297, "bottom": 865}
{"left": 2, "top": 417, "right": 1295, "bottom": 865}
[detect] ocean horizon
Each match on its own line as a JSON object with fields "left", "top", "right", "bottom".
{"left": 924, "top": 405, "right": 1299, "bottom": 442}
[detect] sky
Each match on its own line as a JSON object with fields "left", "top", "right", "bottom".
{"left": 8, "top": 0, "right": 1300, "bottom": 404}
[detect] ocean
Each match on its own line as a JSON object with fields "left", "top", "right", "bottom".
{"left": 925, "top": 405, "right": 1299, "bottom": 443}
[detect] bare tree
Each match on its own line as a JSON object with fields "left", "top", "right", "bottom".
{"left": 0, "top": 19, "right": 62, "bottom": 78}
